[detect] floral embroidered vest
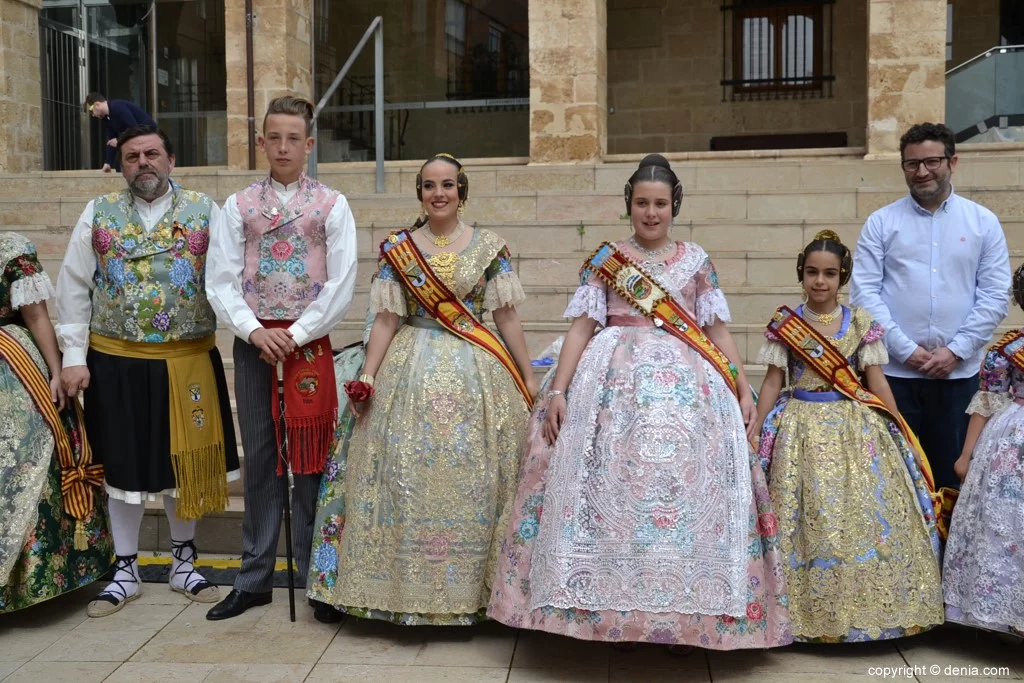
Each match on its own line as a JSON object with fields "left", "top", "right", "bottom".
{"left": 236, "top": 174, "right": 336, "bottom": 320}
{"left": 89, "top": 188, "right": 217, "bottom": 342}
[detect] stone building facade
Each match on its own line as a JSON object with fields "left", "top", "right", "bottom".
{"left": 0, "top": 0, "right": 1006, "bottom": 173}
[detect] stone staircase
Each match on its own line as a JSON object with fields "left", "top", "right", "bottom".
{"left": 6, "top": 150, "right": 1023, "bottom": 553}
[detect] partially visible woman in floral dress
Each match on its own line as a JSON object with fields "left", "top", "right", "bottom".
{"left": 943, "top": 262, "right": 1024, "bottom": 639}
{"left": 488, "top": 154, "right": 791, "bottom": 651}
{"left": 315, "top": 153, "right": 537, "bottom": 625}
{"left": 0, "top": 232, "right": 111, "bottom": 613}
{"left": 752, "top": 231, "right": 942, "bottom": 643}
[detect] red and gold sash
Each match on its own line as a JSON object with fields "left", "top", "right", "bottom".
{"left": 381, "top": 230, "right": 534, "bottom": 410}
{"left": 585, "top": 242, "right": 739, "bottom": 396}
{"left": 767, "top": 306, "right": 938, "bottom": 494}
{"left": 0, "top": 328, "right": 103, "bottom": 549}
{"left": 991, "top": 329, "right": 1024, "bottom": 373}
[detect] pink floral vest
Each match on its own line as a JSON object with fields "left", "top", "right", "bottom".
{"left": 236, "top": 174, "right": 337, "bottom": 320}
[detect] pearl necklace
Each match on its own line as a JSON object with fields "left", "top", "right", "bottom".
{"left": 803, "top": 303, "right": 842, "bottom": 325}
{"left": 628, "top": 236, "right": 674, "bottom": 260}
{"left": 424, "top": 222, "right": 464, "bottom": 248}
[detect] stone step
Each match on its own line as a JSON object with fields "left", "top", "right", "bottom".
{"left": 7, "top": 150, "right": 1022, "bottom": 198}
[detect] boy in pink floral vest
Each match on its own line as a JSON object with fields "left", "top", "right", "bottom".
{"left": 205, "top": 95, "right": 357, "bottom": 621}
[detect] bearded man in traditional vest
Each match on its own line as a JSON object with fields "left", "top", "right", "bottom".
{"left": 56, "top": 124, "right": 240, "bottom": 618}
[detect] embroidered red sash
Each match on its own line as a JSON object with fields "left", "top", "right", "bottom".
{"left": 584, "top": 242, "right": 739, "bottom": 397}
{"left": 992, "top": 329, "right": 1024, "bottom": 373}
{"left": 767, "top": 306, "right": 938, "bottom": 494}
{"left": 381, "top": 230, "right": 534, "bottom": 410}
{"left": 261, "top": 320, "right": 338, "bottom": 476}
{"left": 0, "top": 328, "right": 102, "bottom": 549}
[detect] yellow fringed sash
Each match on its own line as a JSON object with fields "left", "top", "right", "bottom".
{"left": 89, "top": 333, "right": 227, "bottom": 519}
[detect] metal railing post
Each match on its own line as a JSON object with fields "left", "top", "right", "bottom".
{"left": 308, "top": 118, "right": 318, "bottom": 179}
{"left": 374, "top": 21, "right": 384, "bottom": 193}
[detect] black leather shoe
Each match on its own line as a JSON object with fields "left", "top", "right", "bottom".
{"left": 312, "top": 600, "right": 343, "bottom": 624}
{"left": 205, "top": 589, "right": 273, "bottom": 620}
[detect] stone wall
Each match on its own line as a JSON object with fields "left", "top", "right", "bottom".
{"left": 605, "top": 0, "right": 868, "bottom": 154}
{"left": 0, "top": 0, "right": 42, "bottom": 173}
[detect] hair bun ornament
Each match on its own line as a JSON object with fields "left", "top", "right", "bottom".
{"left": 1012, "top": 262, "right": 1024, "bottom": 310}
{"left": 814, "top": 229, "right": 843, "bottom": 244}
{"left": 638, "top": 153, "right": 673, "bottom": 172}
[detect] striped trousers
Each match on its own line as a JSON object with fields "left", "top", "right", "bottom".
{"left": 232, "top": 338, "right": 320, "bottom": 593}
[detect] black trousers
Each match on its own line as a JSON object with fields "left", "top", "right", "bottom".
{"left": 887, "top": 374, "right": 979, "bottom": 491}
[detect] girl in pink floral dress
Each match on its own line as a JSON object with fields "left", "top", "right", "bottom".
{"left": 487, "top": 155, "right": 792, "bottom": 650}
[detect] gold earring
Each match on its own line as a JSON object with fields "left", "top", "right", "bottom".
{"left": 457, "top": 199, "right": 466, "bottom": 217}
{"left": 801, "top": 291, "right": 809, "bottom": 303}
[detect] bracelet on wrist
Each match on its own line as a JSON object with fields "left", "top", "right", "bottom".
{"left": 546, "top": 389, "right": 565, "bottom": 400}
{"left": 357, "top": 374, "right": 375, "bottom": 387}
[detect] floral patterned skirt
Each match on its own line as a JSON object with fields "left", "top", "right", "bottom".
{"left": 488, "top": 328, "right": 792, "bottom": 649}
{"left": 309, "top": 326, "right": 527, "bottom": 624}
{"left": 0, "top": 333, "right": 112, "bottom": 612}
{"left": 943, "top": 402, "right": 1024, "bottom": 636}
{"left": 759, "top": 394, "right": 943, "bottom": 642}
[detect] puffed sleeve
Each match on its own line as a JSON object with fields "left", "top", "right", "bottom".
{"left": 368, "top": 250, "right": 407, "bottom": 316}
{"left": 757, "top": 326, "right": 789, "bottom": 369}
{"left": 856, "top": 320, "right": 890, "bottom": 368}
{"left": 693, "top": 248, "right": 731, "bottom": 327}
{"left": 483, "top": 245, "right": 526, "bottom": 311}
{"left": 6, "top": 242, "right": 55, "bottom": 310}
{"left": 564, "top": 266, "right": 607, "bottom": 325}
{"left": 967, "top": 349, "right": 1013, "bottom": 417}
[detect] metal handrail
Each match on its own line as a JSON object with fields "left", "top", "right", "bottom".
{"left": 946, "top": 44, "right": 1024, "bottom": 76}
{"left": 308, "top": 16, "right": 384, "bottom": 192}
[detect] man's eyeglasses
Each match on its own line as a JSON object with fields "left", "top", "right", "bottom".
{"left": 901, "top": 156, "right": 949, "bottom": 173}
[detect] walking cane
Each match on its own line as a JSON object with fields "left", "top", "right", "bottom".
{"left": 276, "top": 364, "right": 297, "bottom": 622}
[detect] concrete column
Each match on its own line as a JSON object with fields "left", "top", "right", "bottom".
{"left": 528, "top": 0, "right": 607, "bottom": 163}
{"left": 866, "top": 0, "right": 947, "bottom": 156}
{"left": 0, "top": 0, "right": 43, "bottom": 172}
{"left": 225, "top": 0, "right": 312, "bottom": 169}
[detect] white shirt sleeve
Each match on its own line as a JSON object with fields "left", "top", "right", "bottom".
{"left": 205, "top": 195, "right": 263, "bottom": 342}
{"left": 55, "top": 201, "right": 99, "bottom": 368}
{"left": 288, "top": 195, "right": 358, "bottom": 347}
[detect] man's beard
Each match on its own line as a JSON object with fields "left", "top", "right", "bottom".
{"left": 129, "top": 171, "right": 167, "bottom": 199}
{"left": 910, "top": 177, "right": 949, "bottom": 203}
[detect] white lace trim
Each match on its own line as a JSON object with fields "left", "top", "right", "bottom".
{"left": 757, "top": 340, "right": 789, "bottom": 368}
{"left": 696, "top": 288, "right": 731, "bottom": 327}
{"left": 563, "top": 284, "right": 607, "bottom": 325}
{"left": 104, "top": 470, "right": 240, "bottom": 504}
{"left": 483, "top": 271, "right": 526, "bottom": 311}
{"left": 966, "top": 391, "right": 1012, "bottom": 418}
{"left": 857, "top": 339, "right": 889, "bottom": 368}
{"left": 370, "top": 278, "right": 408, "bottom": 316}
{"left": 10, "top": 273, "right": 55, "bottom": 310}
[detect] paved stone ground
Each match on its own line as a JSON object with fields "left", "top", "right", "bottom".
{"left": 1, "top": 585, "right": 1021, "bottom": 682}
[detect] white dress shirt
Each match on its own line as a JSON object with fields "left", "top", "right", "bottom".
{"left": 206, "top": 177, "right": 358, "bottom": 347}
{"left": 850, "top": 190, "right": 1011, "bottom": 379}
{"left": 55, "top": 187, "right": 221, "bottom": 368}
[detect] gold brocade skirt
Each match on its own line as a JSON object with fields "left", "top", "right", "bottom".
{"left": 327, "top": 324, "right": 527, "bottom": 620}
{"left": 764, "top": 393, "right": 943, "bottom": 641}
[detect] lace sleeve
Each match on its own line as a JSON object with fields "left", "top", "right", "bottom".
{"left": 10, "top": 272, "right": 56, "bottom": 309}
{"left": 484, "top": 271, "right": 526, "bottom": 311}
{"left": 564, "top": 284, "right": 607, "bottom": 325}
{"left": 696, "top": 288, "right": 731, "bottom": 327}
{"left": 369, "top": 265, "right": 407, "bottom": 316}
{"left": 756, "top": 339, "right": 789, "bottom": 369}
{"left": 967, "top": 391, "right": 1012, "bottom": 417}
{"left": 857, "top": 340, "right": 890, "bottom": 368}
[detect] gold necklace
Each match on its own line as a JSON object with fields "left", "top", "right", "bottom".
{"left": 803, "top": 303, "right": 842, "bottom": 325}
{"left": 424, "top": 222, "right": 464, "bottom": 248}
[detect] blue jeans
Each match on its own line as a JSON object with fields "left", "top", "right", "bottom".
{"left": 886, "top": 374, "right": 979, "bottom": 491}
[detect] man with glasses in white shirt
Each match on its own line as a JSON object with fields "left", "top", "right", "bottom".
{"left": 851, "top": 122, "right": 1011, "bottom": 490}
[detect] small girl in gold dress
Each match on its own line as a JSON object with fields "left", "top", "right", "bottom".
{"left": 752, "top": 230, "right": 943, "bottom": 642}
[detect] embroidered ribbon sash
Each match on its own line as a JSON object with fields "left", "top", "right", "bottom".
{"left": 992, "top": 329, "right": 1024, "bottom": 373}
{"left": 585, "top": 242, "right": 740, "bottom": 397}
{"left": 0, "top": 329, "right": 102, "bottom": 549}
{"left": 766, "top": 306, "right": 939, "bottom": 496}
{"left": 89, "top": 333, "right": 227, "bottom": 520}
{"left": 260, "top": 320, "right": 338, "bottom": 477}
{"left": 381, "top": 230, "right": 534, "bottom": 410}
